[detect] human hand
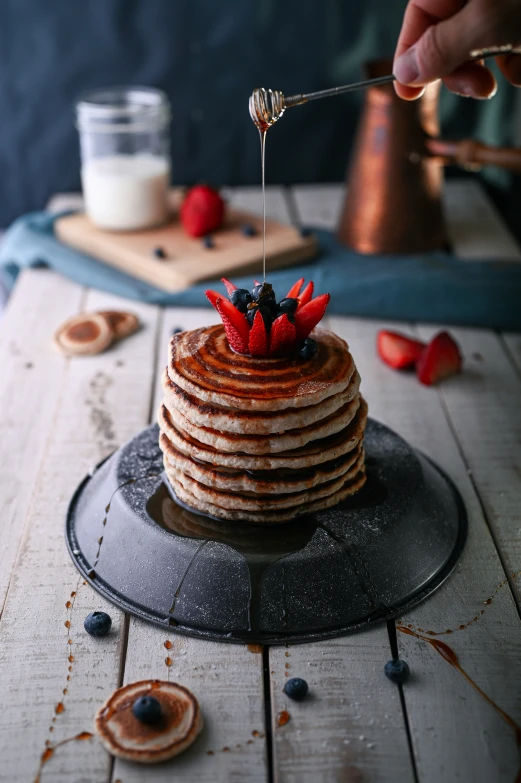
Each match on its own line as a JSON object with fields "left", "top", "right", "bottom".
{"left": 393, "top": 0, "right": 521, "bottom": 100}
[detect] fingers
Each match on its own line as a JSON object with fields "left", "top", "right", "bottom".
{"left": 393, "top": 0, "right": 521, "bottom": 99}
{"left": 496, "top": 52, "right": 521, "bottom": 86}
{"left": 443, "top": 61, "right": 497, "bottom": 98}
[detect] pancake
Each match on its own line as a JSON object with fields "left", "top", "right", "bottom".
{"left": 158, "top": 397, "right": 368, "bottom": 471}
{"left": 94, "top": 680, "right": 202, "bottom": 763}
{"left": 168, "top": 325, "right": 355, "bottom": 411}
{"left": 169, "top": 469, "right": 367, "bottom": 523}
{"left": 165, "top": 393, "right": 361, "bottom": 454}
{"left": 162, "top": 368, "right": 361, "bottom": 435}
{"left": 160, "top": 432, "right": 363, "bottom": 494}
{"left": 164, "top": 449, "right": 365, "bottom": 511}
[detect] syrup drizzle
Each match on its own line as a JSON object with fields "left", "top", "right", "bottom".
{"left": 397, "top": 626, "right": 521, "bottom": 782}
{"left": 260, "top": 130, "right": 267, "bottom": 282}
{"left": 34, "top": 731, "right": 93, "bottom": 783}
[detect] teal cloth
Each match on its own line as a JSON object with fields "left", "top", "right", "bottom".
{"left": 1, "top": 211, "right": 520, "bottom": 331}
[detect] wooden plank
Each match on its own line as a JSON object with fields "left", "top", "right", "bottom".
{"left": 113, "top": 303, "right": 268, "bottom": 783}
{"left": 0, "top": 269, "right": 83, "bottom": 617}
{"left": 442, "top": 179, "right": 521, "bottom": 261}
{"left": 416, "top": 325, "right": 521, "bottom": 607}
{"left": 292, "top": 180, "right": 521, "bottom": 261}
{"left": 330, "top": 314, "right": 521, "bottom": 783}
{"left": 0, "top": 285, "right": 159, "bottom": 782}
{"left": 266, "top": 193, "right": 415, "bottom": 783}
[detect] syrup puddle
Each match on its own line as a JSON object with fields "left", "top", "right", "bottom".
{"left": 397, "top": 625, "right": 521, "bottom": 782}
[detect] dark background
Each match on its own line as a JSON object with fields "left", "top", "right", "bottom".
{"left": 0, "top": 0, "right": 519, "bottom": 230}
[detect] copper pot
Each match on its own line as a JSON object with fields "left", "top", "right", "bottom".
{"left": 337, "top": 58, "right": 521, "bottom": 255}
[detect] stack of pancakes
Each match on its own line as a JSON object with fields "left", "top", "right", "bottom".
{"left": 158, "top": 325, "right": 367, "bottom": 523}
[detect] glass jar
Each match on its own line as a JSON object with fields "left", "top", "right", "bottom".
{"left": 76, "top": 86, "right": 171, "bottom": 231}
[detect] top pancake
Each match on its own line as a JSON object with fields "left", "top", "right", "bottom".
{"left": 167, "top": 325, "right": 355, "bottom": 411}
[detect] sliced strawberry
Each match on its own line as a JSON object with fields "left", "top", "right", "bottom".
{"left": 205, "top": 289, "right": 222, "bottom": 308}
{"left": 377, "top": 330, "right": 426, "bottom": 370}
{"left": 221, "top": 277, "right": 237, "bottom": 295}
{"left": 248, "top": 309, "right": 269, "bottom": 357}
{"left": 294, "top": 293, "right": 331, "bottom": 340}
{"left": 270, "top": 314, "right": 297, "bottom": 356}
{"left": 417, "top": 331, "right": 462, "bottom": 386}
{"left": 286, "top": 277, "right": 305, "bottom": 299}
{"left": 213, "top": 297, "right": 250, "bottom": 354}
{"left": 298, "top": 280, "right": 314, "bottom": 308}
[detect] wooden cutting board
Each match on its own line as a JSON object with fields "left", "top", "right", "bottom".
{"left": 55, "top": 189, "right": 317, "bottom": 293}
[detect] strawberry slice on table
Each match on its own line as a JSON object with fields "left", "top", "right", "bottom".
{"left": 221, "top": 277, "right": 237, "bottom": 295}
{"left": 286, "top": 278, "right": 304, "bottom": 299}
{"left": 377, "top": 330, "right": 426, "bottom": 370}
{"left": 248, "top": 310, "right": 270, "bottom": 357}
{"left": 417, "top": 331, "right": 462, "bottom": 386}
{"left": 294, "top": 293, "right": 331, "bottom": 340}
{"left": 298, "top": 280, "right": 314, "bottom": 308}
{"left": 270, "top": 314, "right": 297, "bottom": 356}
{"left": 180, "top": 185, "right": 225, "bottom": 238}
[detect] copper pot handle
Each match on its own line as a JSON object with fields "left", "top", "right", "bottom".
{"left": 426, "top": 137, "right": 521, "bottom": 173}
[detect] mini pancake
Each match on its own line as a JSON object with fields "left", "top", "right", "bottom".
{"left": 168, "top": 325, "right": 355, "bottom": 411}
{"left": 94, "top": 680, "right": 202, "bottom": 763}
{"left": 54, "top": 312, "right": 113, "bottom": 356}
{"left": 164, "top": 449, "right": 365, "bottom": 511}
{"left": 160, "top": 432, "right": 363, "bottom": 494}
{"left": 99, "top": 310, "right": 140, "bottom": 340}
{"left": 169, "top": 469, "right": 367, "bottom": 524}
{"left": 158, "top": 397, "right": 368, "bottom": 471}
{"left": 166, "top": 393, "right": 361, "bottom": 454}
{"left": 162, "top": 368, "right": 361, "bottom": 435}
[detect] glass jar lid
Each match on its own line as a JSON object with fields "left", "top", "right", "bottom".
{"left": 76, "top": 86, "right": 170, "bottom": 133}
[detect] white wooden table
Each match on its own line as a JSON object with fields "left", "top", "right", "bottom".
{"left": 1, "top": 182, "right": 521, "bottom": 783}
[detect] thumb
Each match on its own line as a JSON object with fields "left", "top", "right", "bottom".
{"left": 394, "top": 2, "right": 509, "bottom": 85}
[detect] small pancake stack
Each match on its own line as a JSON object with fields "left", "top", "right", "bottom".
{"left": 158, "top": 323, "right": 368, "bottom": 523}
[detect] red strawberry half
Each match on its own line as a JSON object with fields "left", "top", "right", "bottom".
{"left": 377, "top": 330, "right": 426, "bottom": 370}
{"left": 416, "top": 331, "right": 462, "bottom": 386}
{"left": 294, "top": 294, "right": 330, "bottom": 341}
{"left": 248, "top": 309, "right": 270, "bottom": 357}
{"left": 181, "top": 185, "right": 225, "bottom": 238}
{"left": 270, "top": 314, "right": 297, "bottom": 356}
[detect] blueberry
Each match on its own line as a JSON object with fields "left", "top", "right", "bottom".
{"left": 240, "top": 223, "right": 257, "bottom": 237}
{"left": 247, "top": 304, "right": 273, "bottom": 330}
{"left": 251, "top": 282, "right": 276, "bottom": 311}
{"left": 298, "top": 337, "right": 317, "bottom": 360}
{"left": 278, "top": 298, "right": 299, "bottom": 316}
{"left": 84, "top": 611, "right": 112, "bottom": 637}
{"left": 283, "top": 677, "right": 309, "bottom": 701}
{"left": 172, "top": 327, "right": 183, "bottom": 335}
{"left": 202, "top": 235, "right": 214, "bottom": 249}
{"left": 132, "top": 695, "right": 163, "bottom": 725}
{"left": 300, "top": 227, "right": 313, "bottom": 238}
{"left": 153, "top": 247, "right": 167, "bottom": 258}
{"left": 384, "top": 659, "right": 410, "bottom": 684}
{"left": 230, "top": 288, "right": 253, "bottom": 313}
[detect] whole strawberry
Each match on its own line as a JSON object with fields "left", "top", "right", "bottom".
{"left": 181, "top": 185, "right": 225, "bottom": 238}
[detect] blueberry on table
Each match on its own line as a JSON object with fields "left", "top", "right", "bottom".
{"left": 283, "top": 677, "right": 309, "bottom": 701}
{"left": 132, "top": 695, "right": 163, "bottom": 725}
{"left": 384, "top": 659, "right": 410, "bottom": 684}
{"left": 240, "top": 223, "right": 257, "bottom": 237}
{"left": 300, "top": 227, "right": 313, "bottom": 238}
{"left": 172, "top": 327, "right": 183, "bottom": 335}
{"left": 230, "top": 288, "right": 253, "bottom": 313}
{"left": 84, "top": 611, "right": 112, "bottom": 637}
{"left": 299, "top": 337, "right": 317, "bottom": 360}
{"left": 153, "top": 247, "right": 167, "bottom": 258}
{"left": 202, "top": 235, "right": 214, "bottom": 249}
